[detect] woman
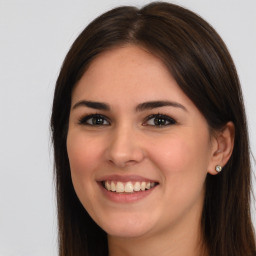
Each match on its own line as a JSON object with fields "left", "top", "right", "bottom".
{"left": 51, "top": 2, "right": 256, "bottom": 256}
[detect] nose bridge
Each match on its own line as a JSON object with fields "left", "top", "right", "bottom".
{"left": 106, "top": 122, "right": 144, "bottom": 167}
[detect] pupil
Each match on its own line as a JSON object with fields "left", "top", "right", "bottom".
{"left": 154, "top": 117, "right": 166, "bottom": 125}
{"left": 93, "top": 117, "right": 103, "bottom": 125}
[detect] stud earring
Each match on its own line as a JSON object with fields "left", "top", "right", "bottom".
{"left": 215, "top": 165, "right": 222, "bottom": 173}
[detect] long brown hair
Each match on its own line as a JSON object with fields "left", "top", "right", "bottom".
{"left": 51, "top": 2, "right": 256, "bottom": 255}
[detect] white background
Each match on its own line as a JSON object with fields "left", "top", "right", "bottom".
{"left": 0, "top": 0, "right": 255, "bottom": 255}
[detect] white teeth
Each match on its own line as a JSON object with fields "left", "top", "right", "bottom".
{"left": 116, "top": 182, "right": 125, "bottom": 192}
{"left": 104, "top": 181, "right": 157, "bottom": 193}
{"left": 124, "top": 182, "right": 133, "bottom": 192}
{"left": 141, "top": 181, "right": 146, "bottom": 191}
{"left": 105, "top": 181, "right": 111, "bottom": 190}
{"left": 110, "top": 181, "right": 116, "bottom": 192}
{"left": 134, "top": 182, "right": 140, "bottom": 192}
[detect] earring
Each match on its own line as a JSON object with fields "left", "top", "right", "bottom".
{"left": 215, "top": 165, "right": 222, "bottom": 173}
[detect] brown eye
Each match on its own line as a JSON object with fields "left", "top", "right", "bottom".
{"left": 79, "top": 114, "right": 110, "bottom": 126}
{"left": 143, "top": 114, "right": 176, "bottom": 127}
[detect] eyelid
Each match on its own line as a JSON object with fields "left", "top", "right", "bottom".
{"left": 142, "top": 113, "right": 176, "bottom": 126}
{"left": 77, "top": 113, "right": 176, "bottom": 127}
{"left": 78, "top": 113, "right": 111, "bottom": 126}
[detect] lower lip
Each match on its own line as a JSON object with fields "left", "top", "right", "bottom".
{"left": 98, "top": 183, "right": 157, "bottom": 203}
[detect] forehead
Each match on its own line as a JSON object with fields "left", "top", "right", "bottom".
{"left": 71, "top": 45, "right": 194, "bottom": 109}
{"left": 80, "top": 45, "right": 171, "bottom": 85}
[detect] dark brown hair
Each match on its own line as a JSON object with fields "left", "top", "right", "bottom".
{"left": 51, "top": 2, "right": 256, "bottom": 256}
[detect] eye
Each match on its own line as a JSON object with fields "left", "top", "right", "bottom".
{"left": 143, "top": 114, "right": 176, "bottom": 127}
{"left": 78, "top": 114, "right": 110, "bottom": 126}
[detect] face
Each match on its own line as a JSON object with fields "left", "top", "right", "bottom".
{"left": 67, "top": 45, "right": 216, "bottom": 239}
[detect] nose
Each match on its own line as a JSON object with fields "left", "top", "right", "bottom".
{"left": 105, "top": 125, "right": 145, "bottom": 168}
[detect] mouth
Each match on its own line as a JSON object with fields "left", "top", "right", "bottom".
{"left": 101, "top": 180, "right": 159, "bottom": 193}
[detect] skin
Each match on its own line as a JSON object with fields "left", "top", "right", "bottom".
{"left": 67, "top": 45, "right": 234, "bottom": 256}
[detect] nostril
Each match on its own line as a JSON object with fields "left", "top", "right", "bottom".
{"left": 105, "top": 132, "right": 145, "bottom": 167}
{"left": 107, "top": 151, "right": 145, "bottom": 168}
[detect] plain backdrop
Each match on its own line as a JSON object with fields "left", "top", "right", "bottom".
{"left": 0, "top": 0, "right": 255, "bottom": 255}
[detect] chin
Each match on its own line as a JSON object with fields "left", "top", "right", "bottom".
{"left": 105, "top": 226, "right": 152, "bottom": 239}
{"left": 97, "top": 215, "right": 155, "bottom": 239}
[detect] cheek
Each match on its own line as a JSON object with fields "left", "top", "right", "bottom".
{"left": 66, "top": 132, "right": 106, "bottom": 206}
{"left": 148, "top": 137, "right": 193, "bottom": 173}
{"left": 67, "top": 132, "right": 102, "bottom": 177}
{"left": 147, "top": 133, "right": 210, "bottom": 220}
{"left": 149, "top": 130, "right": 211, "bottom": 173}
{"left": 147, "top": 131, "right": 211, "bottom": 195}
{"left": 66, "top": 132, "right": 104, "bottom": 212}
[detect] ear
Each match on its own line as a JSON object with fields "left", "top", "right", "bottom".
{"left": 207, "top": 122, "right": 235, "bottom": 175}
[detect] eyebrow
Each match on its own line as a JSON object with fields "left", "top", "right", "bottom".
{"left": 135, "top": 101, "right": 187, "bottom": 112}
{"left": 72, "top": 100, "right": 110, "bottom": 111}
{"left": 72, "top": 100, "right": 187, "bottom": 112}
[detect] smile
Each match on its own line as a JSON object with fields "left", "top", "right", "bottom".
{"left": 103, "top": 181, "right": 158, "bottom": 193}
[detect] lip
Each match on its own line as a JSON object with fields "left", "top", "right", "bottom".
{"left": 97, "top": 174, "right": 159, "bottom": 203}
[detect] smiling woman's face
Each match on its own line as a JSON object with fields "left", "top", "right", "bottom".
{"left": 67, "top": 45, "right": 217, "bottom": 239}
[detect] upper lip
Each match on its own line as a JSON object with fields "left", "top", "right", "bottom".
{"left": 97, "top": 174, "right": 159, "bottom": 183}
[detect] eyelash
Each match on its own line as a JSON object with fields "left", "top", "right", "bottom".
{"left": 78, "top": 113, "right": 176, "bottom": 127}
{"left": 78, "top": 114, "right": 110, "bottom": 126}
{"left": 143, "top": 113, "right": 176, "bottom": 127}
